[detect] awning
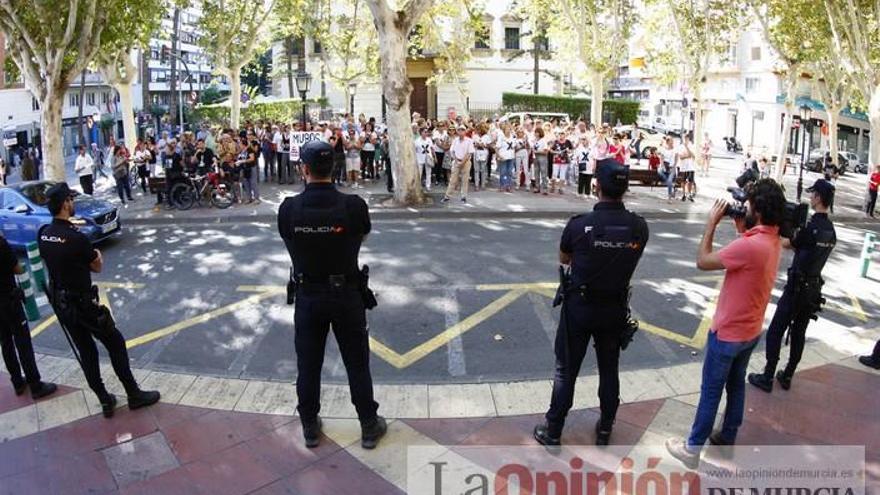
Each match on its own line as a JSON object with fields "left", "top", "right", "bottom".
{"left": 775, "top": 95, "right": 868, "bottom": 122}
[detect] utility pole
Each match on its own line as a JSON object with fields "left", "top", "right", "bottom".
{"left": 168, "top": 7, "right": 180, "bottom": 133}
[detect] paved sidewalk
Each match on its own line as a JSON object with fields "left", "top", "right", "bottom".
{"left": 0, "top": 359, "right": 877, "bottom": 494}
{"left": 63, "top": 154, "right": 878, "bottom": 225}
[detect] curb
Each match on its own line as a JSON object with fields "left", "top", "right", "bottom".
{"left": 120, "top": 209, "right": 878, "bottom": 226}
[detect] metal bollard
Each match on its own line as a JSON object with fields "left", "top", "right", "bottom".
{"left": 26, "top": 241, "right": 47, "bottom": 293}
{"left": 860, "top": 232, "right": 877, "bottom": 278}
{"left": 16, "top": 270, "right": 40, "bottom": 321}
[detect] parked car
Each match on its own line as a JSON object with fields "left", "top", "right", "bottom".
{"left": 614, "top": 125, "right": 665, "bottom": 158}
{"left": 650, "top": 116, "right": 684, "bottom": 136}
{"left": 0, "top": 181, "right": 121, "bottom": 252}
{"left": 499, "top": 112, "right": 571, "bottom": 126}
{"left": 807, "top": 149, "right": 849, "bottom": 175}
{"left": 842, "top": 151, "right": 867, "bottom": 174}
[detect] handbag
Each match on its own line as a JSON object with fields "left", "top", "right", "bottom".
{"left": 442, "top": 152, "right": 453, "bottom": 170}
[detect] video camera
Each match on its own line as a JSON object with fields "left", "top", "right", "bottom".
{"left": 723, "top": 169, "right": 808, "bottom": 239}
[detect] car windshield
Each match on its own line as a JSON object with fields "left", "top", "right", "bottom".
{"left": 16, "top": 182, "right": 57, "bottom": 206}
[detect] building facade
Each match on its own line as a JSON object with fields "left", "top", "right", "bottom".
{"left": 0, "top": 31, "right": 140, "bottom": 163}
{"left": 641, "top": 26, "right": 871, "bottom": 163}
{"left": 270, "top": 0, "right": 572, "bottom": 121}
{"left": 144, "top": 4, "right": 229, "bottom": 109}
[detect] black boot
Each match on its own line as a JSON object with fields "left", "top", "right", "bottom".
{"left": 775, "top": 370, "right": 792, "bottom": 390}
{"left": 302, "top": 417, "right": 322, "bottom": 448}
{"left": 12, "top": 379, "right": 26, "bottom": 396}
{"left": 747, "top": 372, "right": 773, "bottom": 393}
{"left": 858, "top": 355, "right": 880, "bottom": 370}
{"left": 30, "top": 381, "right": 57, "bottom": 400}
{"left": 595, "top": 419, "right": 613, "bottom": 446}
{"left": 100, "top": 394, "right": 117, "bottom": 418}
{"left": 361, "top": 416, "right": 387, "bottom": 450}
{"left": 533, "top": 422, "right": 562, "bottom": 447}
{"left": 127, "top": 389, "right": 161, "bottom": 410}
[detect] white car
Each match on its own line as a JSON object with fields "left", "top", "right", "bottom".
{"left": 499, "top": 112, "right": 571, "bottom": 126}
{"left": 651, "top": 116, "right": 684, "bottom": 136}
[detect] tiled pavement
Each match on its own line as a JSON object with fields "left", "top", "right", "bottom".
{"left": 0, "top": 359, "right": 877, "bottom": 494}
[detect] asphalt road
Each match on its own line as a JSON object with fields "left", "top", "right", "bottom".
{"left": 29, "top": 217, "right": 880, "bottom": 384}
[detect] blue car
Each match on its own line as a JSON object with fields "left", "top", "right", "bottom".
{"left": 0, "top": 181, "right": 122, "bottom": 251}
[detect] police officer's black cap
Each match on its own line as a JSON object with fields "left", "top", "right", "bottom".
{"left": 300, "top": 141, "right": 333, "bottom": 168}
{"left": 595, "top": 159, "right": 629, "bottom": 193}
{"left": 46, "top": 182, "right": 74, "bottom": 209}
{"left": 805, "top": 178, "right": 834, "bottom": 203}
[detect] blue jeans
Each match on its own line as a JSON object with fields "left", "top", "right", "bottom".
{"left": 687, "top": 331, "right": 759, "bottom": 451}
{"left": 498, "top": 159, "right": 515, "bottom": 188}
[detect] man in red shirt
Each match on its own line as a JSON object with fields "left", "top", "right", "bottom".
{"left": 867, "top": 164, "right": 880, "bottom": 218}
{"left": 666, "top": 179, "right": 786, "bottom": 469}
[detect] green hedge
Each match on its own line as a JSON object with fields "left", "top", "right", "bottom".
{"left": 501, "top": 93, "right": 640, "bottom": 125}
{"left": 190, "top": 98, "right": 328, "bottom": 127}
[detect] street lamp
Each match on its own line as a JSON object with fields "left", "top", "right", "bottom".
{"left": 295, "top": 69, "right": 312, "bottom": 126}
{"left": 797, "top": 104, "right": 812, "bottom": 202}
{"left": 348, "top": 82, "right": 357, "bottom": 115}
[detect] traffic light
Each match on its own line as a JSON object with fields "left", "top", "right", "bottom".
{"left": 160, "top": 45, "right": 170, "bottom": 64}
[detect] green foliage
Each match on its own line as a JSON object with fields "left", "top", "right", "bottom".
{"left": 199, "top": 85, "right": 227, "bottom": 105}
{"left": 311, "top": 0, "right": 380, "bottom": 88}
{"left": 501, "top": 93, "right": 640, "bottom": 123}
{"left": 241, "top": 49, "right": 273, "bottom": 95}
{"left": 190, "top": 98, "right": 328, "bottom": 127}
{"left": 150, "top": 104, "right": 168, "bottom": 122}
{"left": 644, "top": 0, "right": 745, "bottom": 88}
{"left": 99, "top": 115, "right": 116, "bottom": 130}
{"left": 199, "top": 0, "right": 275, "bottom": 73}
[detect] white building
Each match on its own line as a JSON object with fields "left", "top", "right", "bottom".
{"left": 144, "top": 4, "right": 229, "bottom": 108}
{"left": 0, "top": 33, "right": 140, "bottom": 163}
{"left": 642, "top": 26, "right": 871, "bottom": 163}
{"left": 270, "top": 0, "right": 573, "bottom": 121}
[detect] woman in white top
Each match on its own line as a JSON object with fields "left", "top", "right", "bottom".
{"left": 532, "top": 127, "right": 550, "bottom": 194}
{"left": 495, "top": 124, "right": 517, "bottom": 192}
{"left": 677, "top": 135, "right": 696, "bottom": 202}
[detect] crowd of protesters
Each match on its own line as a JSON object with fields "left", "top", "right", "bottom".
{"left": 66, "top": 111, "right": 718, "bottom": 210}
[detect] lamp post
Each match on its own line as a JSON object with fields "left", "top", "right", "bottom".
{"left": 295, "top": 69, "right": 312, "bottom": 126}
{"left": 348, "top": 82, "right": 357, "bottom": 115}
{"left": 797, "top": 104, "right": 812, "bottom": 202}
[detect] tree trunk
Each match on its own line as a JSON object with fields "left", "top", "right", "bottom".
{"left": 826, "top": 105, "right": 839, "bottom": 168}
{"left": 169, "top": 7, "right": 180, "bottom": 130}
{"left": 533, "top": 44, "right": 539, "bottom": 95}
{"left": 869, "top": 85, "right": 880, "bottom": 168}
{"left": 285, "top": 36, "right": 295, "bottom": 98}
{"left": 774, "top": 71, "right": 797, "bottom": 182}
{"left": 141, "top": 50, "right": 151, "bottom": 113}
{"left": 40, "top": 93, "right": 66, "bottom": 181}
{"left": 116, "top": 82, "right": 137, "bottom": 151}
{"left": 590, "top": 72, "right": 604, "bottom": 125}
{"left": 375, "top": 21, "right": 422, "bottom": 205}
{"left": 229, "top": 70, "right": 242, "bottom": 129}
{"left": 693, "top": 86, "right": 704, "bottom": 154}
{"left": 77, "top": 71, "right": 87, "bottom": 146}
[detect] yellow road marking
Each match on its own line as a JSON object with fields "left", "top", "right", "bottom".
{"left": 125, "top": 290, "right": 281, "bottom": 349}
{"left": 826, "top": 292, "right": 868, "bottom": 322}
{"left": 29, "top": 315, "right": 57, "bottom": 338}
{"left": 476, "top": 282, "right": 557, "bottom": 291}
{"left": 372, "top": 289, "right": 527, "bottom": 369}
{"left": 29, "top": 281, "right": 145, "bottom": 338}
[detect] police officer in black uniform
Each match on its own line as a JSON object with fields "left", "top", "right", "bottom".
{"left": 0, "top": 235, "right": 57, "bottom": 399}
{"left": 278, "top": 141, "right": 386, "bottom": 450}
{"left": 749, "top": 179, "right": 836, "bottom": 392}
{"left": 535, "top": 159, "right": 649, "bottom": 447}
{"left": 39, "top": 183, "right": 159, "bottom": 417}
